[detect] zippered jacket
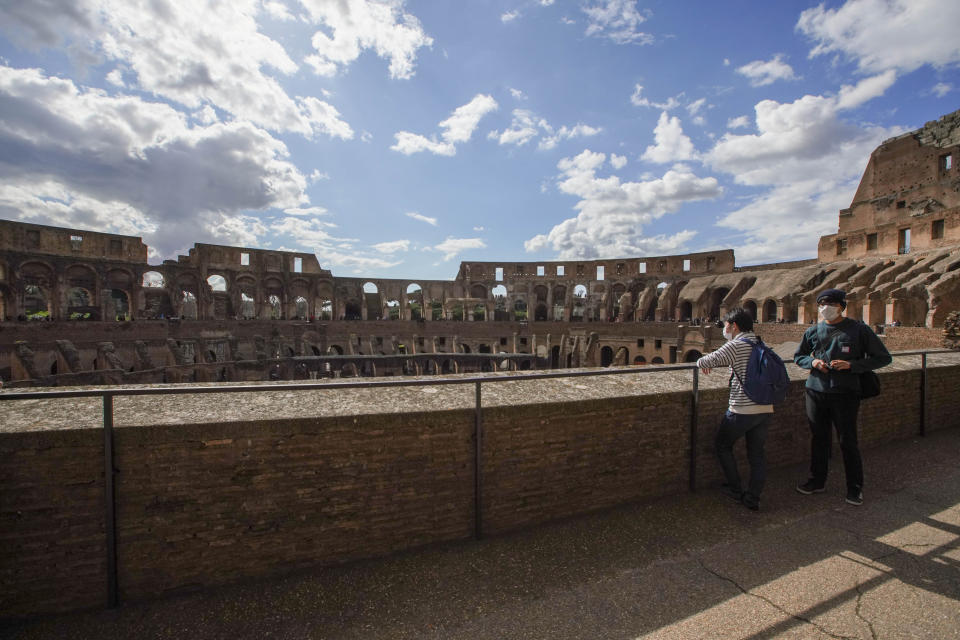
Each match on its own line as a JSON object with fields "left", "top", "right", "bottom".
{"left": 793, "top": 318, "right": 891, "bottom": 394}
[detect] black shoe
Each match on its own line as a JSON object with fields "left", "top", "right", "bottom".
{"left": 721, "top": 484, "right": 744, "bottom": 502}
{"left": 846, "top": 489, "right": 863, "bottom": 506}
{"left": 796, "top": 480, "right": 826, "bottom": 495}
{"left": 741, "top": 492, "right": 760, "bottom": 511}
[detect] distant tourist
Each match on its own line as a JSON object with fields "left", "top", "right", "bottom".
{"left": 696, "top": 308, "right": 773, "bottom": 511}
{"left": 793, "top": 288, "right": 891, "bottom": 506}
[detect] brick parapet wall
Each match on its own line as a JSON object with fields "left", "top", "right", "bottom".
{"left": 2, "top": 358, "right": 959, "bottom": 618}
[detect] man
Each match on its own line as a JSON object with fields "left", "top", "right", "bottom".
{"left": 696, "top": 308, "right": 772, "bottom": 511}
{"left": 793, "top": 288, "right": 892, "bottom": 505}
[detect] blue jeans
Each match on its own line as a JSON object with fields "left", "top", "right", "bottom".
{"left": 715, "top": 410, "right": 771, "bottom": 498}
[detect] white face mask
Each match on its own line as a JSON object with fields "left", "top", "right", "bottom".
{"left": 819, "top": 304, "right": 841, "bottom": 322}
{"left": 723, "top": 326, "right": 735, "bottom": 340}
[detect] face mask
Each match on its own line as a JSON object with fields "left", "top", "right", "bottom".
{"left": 723, "top": 327, "right": 735, "bottom": 340}
{"left": 819, "top": 304, "right": 840, "bottom": 322}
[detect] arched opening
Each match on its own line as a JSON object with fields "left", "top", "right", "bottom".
{"left": 551, "top": 345, "right": 560, "bottom": 369}
{"left": 341, "top": 363, "right": 358, "bottom": 378}
{"left": 600, "top": 345, "right": 614, "bottom": 367}
{"left": 207, "top": 275, "right": 227, "bottom": 292}
{"left": 552, "top": 285, "right": 566, "bottom": 320}
{"left": 470, "top": 283, "right": 487, "bottom": 299}
{"left": 181, "top": 291, "right": 198, "bottom": 320}
{"left": 461, "top": 344, "right": 471, "bottom": 353}
{"left": 240, "top": 293, "right": 256, "bottom": 319}
{"left": 534, "top": 303, "right": 548, "bottom": 321}
{"left": 572, "top": 284, "right": 587, "bottom": 321}
{"left": 327, "top": 344, "right": 343, "bottom": 355}
{"left": 683, "top": 350, "right": 702, "bottom": 362}
{"left": 441, "top": 359, "right": 455, "bottom": 374}
{"left": 762, "top": 299, "right": 777, "bottom": 323}
{"left": 743, "top": 300, "right": 757, "bottom": 321}
{"left": 450, "top": 301, "right": 464, "bottom": 321}
{"left": 142, "top": 271, "right": 164, "bottom": 288}
{"left": 294, "top": 296, "right": 309, "bottom": 320}
{"left": 23, "top": 283, "right": 49, "bottom": 320}
{"left": 385, "top": 299, "right": 400, "bottom": 320}
{"left": 363, "top": 282, "right": 379, "bottom": 320}
{"left": 406, "top": 283, "right": 423, "bottom": 320}
{"left": 473, "top": 304, "right": 486, "bottom": 321}
{"left": 678, "top": 300, "right": 692, "bottom": 322}
{"left": 478, "top": 344, "right": 491, "bottom": 353}
{"left": 67, "top": 286, "right": 95, "bottom": 320}
{"left": 651, "top": 356, "right": 664, "bottom": 364}
{"left": 344, "top": 299, "right": 362, "bottom": 321}
{"left": 267, "top": 294, "right": 281, "bottom": 320}
{"left": 611, "top": 283, "right": 626, "bottom": 319}
{"left": 514, "top": 298, "right": 527, "bottom": 321}
{"left": 316, "top": 299, "right": 333, "bottom": 321}
{"left": 633, "top": 355, "right": 646, "bottom": 365}
{"left": 430, "top": 300, "right": 443, "bottom": 321}
{"left": 492, "top": 285, "right": 508, "bottom": 321}
{"left": 109, "top": 289, "right": 130, "bottom": 321}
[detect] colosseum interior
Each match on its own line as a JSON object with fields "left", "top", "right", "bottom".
{"left": 1, "top": 109, "right": 958, "bottom": 387}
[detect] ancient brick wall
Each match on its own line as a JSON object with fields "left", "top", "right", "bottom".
{"left": 2, "top": 360, "right": 959, "bottom": 618}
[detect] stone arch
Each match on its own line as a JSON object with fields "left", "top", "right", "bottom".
{"left": 294, "top": 296, "right": 309, "bottom": 320}
{"left": 406, "top": 283, "right": 424, "bottom": 320}
{"left": 534, "top": 303, "right": 548, "bottom": 321}
{"left": 651, "top": 356, "right": 664, "bottom": 364}
{"left": 610, "top": 283, "right": 626, "bottom": 318}
{"left": 344, "top": 299, "right": 362, "bottom": 320}
{"left": 492, "top": 285, "right": 508, "bottom": 320}
{"left": 473, "top": 304, "right": 486, "bottom": 321}
{"left": 470, "top": 283, "right": 487, "bottom": 299}
{"left": 262, "top": 277, "right": 284, "bottom": 320}
{"left": 743, "top": 300, "right": 757, "bottom": 321}
{"left": 678, "top": 300, "right": 693, "bottom": 322}
{"left": 66, "top": 285, "right": 95, "bottom": 320}
{"left": 363, "top": 282, "right": 380, "bottom": 319}
{"left": 106, "top": 268, "right": 135, "bottom": 321}
{"left": 327, "top": 344, "right": 344, "bottom": 355}
{"left": 683, "top": 349, "right": 702, "bottom": 362}
{"left": 550, "top": 344, "right": 560, "bottom": 368}
{"left": 552, "top": 285, "right": 566, "bottom": 320}
{"left": 20, "top": 260, "right": 55, "bottom": 319}
{"left": 572, "top": 284, "right": 587, "bottom": 320}
{"left": 181, "top": 291, "right": 198, "bottom": 319}
{"left": 207, "top": 274, "right": 227, "bottom": 292}
{"left": 600, "top": 345, "right": 614, "bottom": 367}
{"left": 707, "top": 287, "right": 729, "bottom": 322}
{"left": 513, "top": 298, "right": 527, "bottom": 321}
{"left": 762, "top": 299, "right": 778, "bottom": 322}
{"left": 634, "top": 355, "right": 646, "bottom": 365}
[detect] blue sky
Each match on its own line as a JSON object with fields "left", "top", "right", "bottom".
{"left": 0, "top": 0, "right": 958, "bottom": 279}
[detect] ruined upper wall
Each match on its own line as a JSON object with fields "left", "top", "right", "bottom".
{"left": 175, "top": 243, "right": 330, "bottom": 277}
{"left": 821, "top": 110, "right": 960, "bottom": 262}
{"left": 0, "top": 219, "right": 148, "bottom": 263}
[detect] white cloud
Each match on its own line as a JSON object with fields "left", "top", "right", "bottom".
{"left": 705, "top": 91, "right": 902, "bottom": 262}
{"left": 523, "top": 149, "right": 721, "bottom": 259}
{"left": 490, "top": 109, "right": 602, "bottom": 150}
{"left": 540, "top": 0, "right": 555, "bottom": 5}
{"left": 736, "top": 54, "right": 796, "bottom": 87}
{"left": 473, "top": 225, "right": 485, "bottom": 231}
{"left": 727, "top": 115, "right": 750, "bottom": 129}
{"left": 283, "top": 206, "right": 329, "bottom": 217}
{"left": 392, "top": 94, "right": 498, "bottom": 156}
{"left": 320, "top": 251, "right": 402, "bottom": 272}
{"left": 836, "top": 70, "right": 897, "bottom": 109}
{"left": 372, "top": 239, "right": 410, "bottom": 253}
{"left": 300, "top": 0, "right": 433, "bottom": 80}
{"left": 686, "top": 98, "right": 706, "bottom": 116}
{"left": 309, "top": 170, "right": 330, "bottom": 183}
{"left": 582, "top": 0, "right": 652, "bottom": 45}
{"left": 406, "top": 212, "right": 438, "bottom": 226}
{"left": 262, "top": 0, "right": 294, "bottom": 21}
{"left": 434, "top": 237, "right": 486, "bottom": 261}
{"left": 509, "top": 87, "right": 527, "bottom": 100}
{"left": 610, "top": 154, "right": 627, "bottom": 169}
{"left": 797, "top": 0, "right": 960, "bottom": 75}
{"left": 501, "top": 10, "right": 519, "bottom": 22}
{"left": 630, "top": 84, "right": 681, "bottom": 110}
{"left": 105, "top": 69, "right": 124, "bottom": 87}
{"left": 0, "top": 65, "right": 309, "bottom": 257}
{"left": 932, "top": 82, "right": 953, "bottom": 97}
{"left": 0, "top": 0, "right": 354, "bottom": 139}
{"left": 641, "top": 112, "right": 697, "bottom": 163}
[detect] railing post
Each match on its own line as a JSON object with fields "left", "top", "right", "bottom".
{"left": 920, "top": 352, "right": 927, "bottom": 437}
{"left": 689, "top": 366, "right": 699, "bottom": 492}
{"left": 474, "top": 380, "right": 483, "bottom": 540}
{"left": 103, "top": 393, "right": 119, "bottom": 608}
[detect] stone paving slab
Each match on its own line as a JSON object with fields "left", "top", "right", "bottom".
{"left": 3, "top": 429, "right": 960, "bottom": 639}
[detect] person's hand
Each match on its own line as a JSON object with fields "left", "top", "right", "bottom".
{"left": 812, "top": 358, "right": 831, "bottom": 372}
{"left": 700, "top": 367, "right": 712, "bottom": 375}
{"left": 829, "top": 360, "right": 851, "bottom": 371}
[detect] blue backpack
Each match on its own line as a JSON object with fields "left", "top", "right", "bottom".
{"left": 732, "top": 337, "right": 789, "bottom": 405}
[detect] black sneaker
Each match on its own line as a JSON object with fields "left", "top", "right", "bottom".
{"left": 846, "top": 489, "right": 863, "bottom": 506}
{"left": 741, "top": 492, "right": 760, "bottom": 511}
{"left": 796, "top": 480, "right": 826, "bottom": 495}
{"left": 721, "top": 484, "right": 744, "bottom": 502}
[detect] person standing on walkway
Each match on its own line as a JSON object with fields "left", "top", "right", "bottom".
{"left": 696, "top": 307, "right": 772, "bottom": 511}
{"left": 793, "top": 288, "right": 892, "bottom": 506}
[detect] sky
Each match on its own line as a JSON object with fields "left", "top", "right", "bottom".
{"left": 0, "top": 0, "right": 958, "bottom": 279}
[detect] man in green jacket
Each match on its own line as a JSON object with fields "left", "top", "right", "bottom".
{"left": 793, "top": 288, "right": 892, "bottom": 506}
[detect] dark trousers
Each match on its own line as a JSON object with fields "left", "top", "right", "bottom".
{"left": 804, "top": 389, "right": 863, "bottom": 491}
{"left": 715, "top": 411, "right": 770, "bottom": 498}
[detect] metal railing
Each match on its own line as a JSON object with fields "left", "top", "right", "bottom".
{"left": 0, "top": 348, "right": 954, "bottom": 608}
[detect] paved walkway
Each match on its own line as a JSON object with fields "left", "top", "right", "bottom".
{"left": 4, "top": 428, "right": 960, "bottom": 640}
